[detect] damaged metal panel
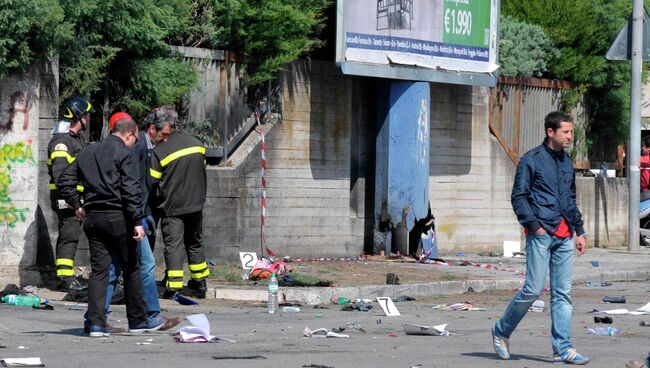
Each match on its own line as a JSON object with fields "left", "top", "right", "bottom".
{"left": 375, "top": 81, "right": 430, "bottom": 232}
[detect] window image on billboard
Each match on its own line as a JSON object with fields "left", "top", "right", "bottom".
{"left": 342, "top": 0, "right": 498, "bottom": 74}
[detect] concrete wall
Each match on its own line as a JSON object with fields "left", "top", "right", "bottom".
{"left": 576, "top": 177, "right": 628, "bottom": 248}
{"left": 428, "top": 84, "right": 520, "bottom": 252}
{"left": 0, "top": 61, "right": 48, "bottom": 273}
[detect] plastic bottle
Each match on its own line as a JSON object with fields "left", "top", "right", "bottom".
{"left": 282, "top": 306, "right": 300, "bottom": 313}
{"left": 586, "top": 327, "right": 621, "bottom": 336}
{"left": 268, "top": 273, "right": 279, "bottom": 314}
{"left": 1, "top": 294, "right": 40, "bottom": 307}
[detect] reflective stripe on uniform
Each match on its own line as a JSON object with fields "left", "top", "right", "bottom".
{"left": 56, "top": 258, "right": 74, "bottom": 267}
{"left": 150, "top": 168, "right": 162, "bottom": 179}
{"left": 56, "top": 269, "right": 75, "bottom": 277}
{"left": 49, "top": 183, "right": 56, "bottom": 190}
{"left": 160, "top": 146, "right": 205, "bottom": 167}
{"left": 190, "top": 269, "right": 210, "bottom": 279}
{"left": 76, "top": 185, "right": 84, "bottom": 192}
{"left": 167, "top": 270, "right": 184, "bottom": 278}
{"left": 189, "top": 262, "right": 208, "bottom": 271}
{"left": 47, "top": 151, "right": 75, "bottom": 165}
{"left": 166, "top": 280, "right": 184, "bottom": 289}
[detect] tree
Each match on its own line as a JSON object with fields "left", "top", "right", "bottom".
{"left": 212, "top": 0, "right": 331, "bottom": 85}
{"left": 499, "top": 16, "right": 559, "bottom": 78}
{"left": 0, "top": 0, "right": 71, "bottom": 78}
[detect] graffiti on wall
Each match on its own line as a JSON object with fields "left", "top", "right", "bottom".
{"left": 0, "top": 91, "right": 29, "bottom": 133}
{"left": 0, "top": 139, "right": 34, "bottom": 228}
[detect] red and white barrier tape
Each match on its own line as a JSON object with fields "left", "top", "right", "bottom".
{"left": 255, "top": 110, "right": 273, "bottom": 256}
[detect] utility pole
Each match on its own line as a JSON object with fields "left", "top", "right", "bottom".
{"left": 629, "top": 0, "right": 643, "bottom": 252}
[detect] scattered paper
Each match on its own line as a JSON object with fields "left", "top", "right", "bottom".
{"left": 438, "top": 303, "right": 486, "bottom": 311}
{"left": 636, "top": 302, "right": 650, "bottom": 313}
{"left": 503, "top": 241, "right": 520, "bottom": 257}
{"left": 529, "top": 300, "right": 545, "bottom": 312}
{"left": 303, "top": 327, "right": 349, "bottom": 338}
{"left": 0, "top": 357, "right": 44, "bottom": 367}
{"left": 403, "top": 324, "right": 453, "bottom": 336}
{"left": 174, "top": 314, "right": 236, "bottom": 343}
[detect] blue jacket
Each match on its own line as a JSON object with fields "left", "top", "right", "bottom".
{"left": 511, "top": 142, "right": 585, "bottom": 236}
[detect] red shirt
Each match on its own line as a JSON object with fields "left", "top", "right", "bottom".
{"left": 641, "top": 155, "right": 650, "bottom": 192}
{"left": 524, "top": 217, "right": 571, "bottom": 238}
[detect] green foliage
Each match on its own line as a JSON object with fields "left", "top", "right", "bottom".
{"left": 58, "top": 0, "right": 196, "bottom": 115}
{"left": 501, "top": 0, "right": 637, "bottom": 150}
{"left": 213, "top": 0, "right": 331, "bottom": 85}
{"left": 499, "top": 16, "right": 559, "bottom": 78}
{"left": 0, "top": 0, "right": 71, "bottom": 78}
{"left": 183, "top": 119, "right": 219, "bottom": 146}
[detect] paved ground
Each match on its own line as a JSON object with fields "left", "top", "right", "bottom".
{"left": 1, "top": 281, "right": 650, "bottom": 368}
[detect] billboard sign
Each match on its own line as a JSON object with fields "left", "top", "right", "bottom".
{"left": 336, "top": 0, "right": 500, "bottom": 86}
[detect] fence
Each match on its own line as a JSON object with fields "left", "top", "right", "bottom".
{"left": 172, "top": 46, "right": 256, "bottom": 159}
{"left": 489, "top": 76, "right": 589, "bottom": 167}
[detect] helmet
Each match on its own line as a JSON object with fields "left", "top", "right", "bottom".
{"left": 109, "top": 112, "right": 133, "bottom": 130}
{"left": 61, "top": 96, "right": 94, "bottom": 121}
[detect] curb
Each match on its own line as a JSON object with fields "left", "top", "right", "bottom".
{"left": 211, "top": 269, "right": 650, "bottom": 304}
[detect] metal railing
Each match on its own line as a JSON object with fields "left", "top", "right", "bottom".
{"left": 489, "top": 76, "right": 588, "bottom": 167}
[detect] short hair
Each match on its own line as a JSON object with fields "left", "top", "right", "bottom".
{"left": 643, "top": 136, "right": 650, "bottom": 148}
{"left": 142, "top": 106, "right": 177, "bottom": 131}
{"left": 544, "top": 111, "right": 574, "bottom": 136}
{"left": 111, "top": 117, "right": 138, "bottom": 135}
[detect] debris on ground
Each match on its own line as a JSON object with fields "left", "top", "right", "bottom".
{"left": 394, "top": 295, "right": 416, "bottom": 302}
{"left": 341, "top": 301, "right": 373, "bottom": 312}
{"left": 433, "top": 302, "right": 486, "bottom": 311}
{"left": 529, "top": 300, "right": 545, "bottom": 312}
{"left": 0, "top": 357, "right": 44, "bottom": 367}
{"left": 602, "top": 296, "right": 626, "bottom": 304}
{"left": 585, "top": 281, "right": 612, "bottom": 288}
{"left": 594, "top": 316, "right": 613, "bottom": 324}
{"left": 403, "top": 323, "right": 453, "bottom": 336}
{"left": 332, "top": 321, "right": 366, "bottom": 334}
{"left": 174, "top": 314, "right": 235, "bottom": 343}
{"left": 386, "top": 273, "right": 400, "bottom": 285}
{"left": 212, "top": 355, "right": 266, "bottom": 360}
{"left": 303, "top": 327, "right": 349, "bottom": 338}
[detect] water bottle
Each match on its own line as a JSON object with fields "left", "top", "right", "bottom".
{"left": 268, "top": 273, "right": 278, "bottom": 314}
{"left": 282, "top": 306, "right": 300, "bottom": 313}
{"left": 1, "top": 294, "right": 40, "bottom": 307}
{"left": 586, "top": 327, "right": 621, "bottom": 336}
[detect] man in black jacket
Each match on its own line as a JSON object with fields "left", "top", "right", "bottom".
{"left": 149, "top": 109, "right": 209, "bottom": 299}
{"left": 491, "top": 111, "right": 589, "bottom": 364}
{"left": 57, "top": 118, "right": 163, "bottom": 337}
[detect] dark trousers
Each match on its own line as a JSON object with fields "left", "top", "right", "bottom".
{"left": 84, "top": 211, "right": 146, "bottom": 328}
{"left": 55, "top": 209, "right": 81, "bottom": 279}
{"left": 162, "top": 211, "right": 208, "bottom": 290}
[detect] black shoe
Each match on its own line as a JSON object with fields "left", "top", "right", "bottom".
{"left": 186, "top": 279, "right": 207, "bottom": 299}
{"left": 57, "top": 277, "right": 87, "bottom": 292}
{"left": 182, "top": 287, "right": 206, "bottom": 299}
{"left": 162, "top": 289, "right": 179, "bottom": 300}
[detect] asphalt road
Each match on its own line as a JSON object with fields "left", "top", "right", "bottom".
{"left": 0, "top": 281, "right": 649, "bottom": 368}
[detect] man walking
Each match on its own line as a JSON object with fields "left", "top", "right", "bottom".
{"left": 47, "top": 96, "right": 93, "bottom": 291}
{"left": 149, "top": 109, "right": 210, "bottom": 299}
{"left": 58, "top": 117, "right": 163, "bottom": 337}
{"left": 491, "top": 111, "right": 590, "bottom": 365}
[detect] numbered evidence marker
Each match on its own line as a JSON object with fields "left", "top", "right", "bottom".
{"left": 376, "top": 297, "right": 401, "bottom": 316}
{"left": 239, "top": 252, "right": 259, "bottom": 270}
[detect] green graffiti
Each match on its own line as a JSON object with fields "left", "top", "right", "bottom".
{"left": 0, "top": 141, "right": 34, "bottom": 227}
{"left": 0, "top": 205, "right": 29, "bottom": 228}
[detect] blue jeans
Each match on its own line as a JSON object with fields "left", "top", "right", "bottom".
{"left": 495, "top": 233, "right": 574, "bottom": 355}
{"left": 87, "top": 236, "right": 160, "bottom": 322}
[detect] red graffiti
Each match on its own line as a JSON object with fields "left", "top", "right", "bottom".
{"left": 0, "top": 91, "right": 29, "bottom": 133}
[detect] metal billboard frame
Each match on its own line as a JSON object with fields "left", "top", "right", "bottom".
{"left": 335, "top": 0, "right": 499, "bottom": 87}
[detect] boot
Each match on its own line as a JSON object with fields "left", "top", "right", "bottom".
{"left": 57, "top": 277, "right": 87, "bottom": 292}
{"left": 186, "top": 279, "right": 207, "bottom": 299}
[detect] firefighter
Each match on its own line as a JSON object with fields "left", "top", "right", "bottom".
{"left": 47, "top": 96, "right": 93, "bottom": 291}
{"left": 149, "top": 108, "right": 209, "bottom": 299}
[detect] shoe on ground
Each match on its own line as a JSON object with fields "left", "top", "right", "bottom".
{"left": 129, "top": 315, "right": 165, "bottom": 333}
{"left": 491, "top": 325, "right": 510, "bottom": 360}
{"left": 626, "top": 360, "right": 649, "bottom": 368}
{"left": 88, "top": 325, "right": 109, "bottom": 338}
{"left": 558, "top": 348, "right": 590, "bottom": 365}
{"left": 84, "top": 321, "right": 127, "bottom": 335}
{"left": 159, "top": 316, "right": 183, "bottom": 331}
{"left": 162, "top": 289, "right": 180, "bottom": 300}
{"left": 182, "top": 286, "right": 206, "bottom": 299}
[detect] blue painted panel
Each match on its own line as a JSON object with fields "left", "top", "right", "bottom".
{"left": 375, "top": 82, "right": 430, "bottom": 231}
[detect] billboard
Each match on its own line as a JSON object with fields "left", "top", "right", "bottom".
{"left": 336, "top": 0, "right": 500, "bottom": 86}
